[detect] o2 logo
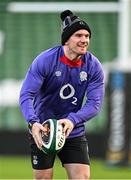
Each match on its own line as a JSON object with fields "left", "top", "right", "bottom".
{"left": 59, "top": 83, "right": 77, "bottom": 105}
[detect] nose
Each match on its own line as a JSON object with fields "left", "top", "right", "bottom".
{"left": 81, "top": 36, "right": 88, "bottom": 43}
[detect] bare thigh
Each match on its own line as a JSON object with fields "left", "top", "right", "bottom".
{"left": 64, "top": 163, "right": 90, "bottom": 180}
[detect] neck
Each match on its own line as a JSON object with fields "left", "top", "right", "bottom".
{"left": 63, "top": 46, "right": 81, "bottom": 61}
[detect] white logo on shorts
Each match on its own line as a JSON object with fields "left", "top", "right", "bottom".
{"left": 33, "top": 155, "right": 38, "bottom": 165}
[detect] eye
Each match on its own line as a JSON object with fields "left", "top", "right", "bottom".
{"left": 76, "top": 34, "right": 82, "bottom": 38}
{"left": 85, "top": 34, "right": 90, "bottom": 38}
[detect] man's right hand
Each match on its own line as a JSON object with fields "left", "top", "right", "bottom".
{"left": 31, "top": 122, "right": 46, "bottom": 149}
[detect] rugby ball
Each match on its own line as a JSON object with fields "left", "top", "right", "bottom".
{"left": 41, "top": 119, "right": 65, "bottom": 154}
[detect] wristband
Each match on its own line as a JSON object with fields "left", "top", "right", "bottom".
{"left": 28, "top": 121, "right": 37, "bottom": 130}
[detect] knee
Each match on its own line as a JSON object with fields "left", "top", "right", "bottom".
{"left": 80, "top": 171, "right": 90, "bottom": 180}
{"left": 69, "top": 171, "right": 90, "bottom": 180}
{"left": 84, "top": 173, "right": 90, "bottom": 180}
{"left": 33, "top": 169, "right": 53, "bottom": 180}
{"left": 81, "top": 168, "right": 90, "bottom": 180}
{"left": 34, "top": 174, "right": 52, "bottom": 180}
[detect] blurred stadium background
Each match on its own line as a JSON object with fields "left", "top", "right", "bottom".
{"left": 0, "top": 0, "right": 131, "bottom": 179}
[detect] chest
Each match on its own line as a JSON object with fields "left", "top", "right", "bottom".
{"left": 48, "top": 64, "right": 88, "bottom": 87}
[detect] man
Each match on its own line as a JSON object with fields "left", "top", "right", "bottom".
{"left": 19, "top": 10, "right": 105, "bottom": 180}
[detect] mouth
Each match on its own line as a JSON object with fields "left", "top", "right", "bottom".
{"left": 78, "top": 45, "right": 87, "bottom": 50}
{"left": 78, "top": 44, "right": 88, "bottom": 48}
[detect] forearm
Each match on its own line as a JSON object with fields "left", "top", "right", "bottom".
{"left": 19, "top": 68, "right": 44, "bottom": 123}
{"left": 19, "top": 95, "right": 40, "bottom": 123}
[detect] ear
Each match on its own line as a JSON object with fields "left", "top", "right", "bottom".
{"left": 65, "top": 42, "right": 68, "bottom": 45}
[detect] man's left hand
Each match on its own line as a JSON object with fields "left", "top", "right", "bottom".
{"left": 58, "top": 118, "right": 74, "bottom": 138}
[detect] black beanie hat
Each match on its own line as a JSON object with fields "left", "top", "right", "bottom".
{"left": 61, "top": 10, "right": 91, "bottom": 45}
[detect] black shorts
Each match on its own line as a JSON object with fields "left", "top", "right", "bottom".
{"left": 29, "top": 134, "right": 90, "bottom": 170}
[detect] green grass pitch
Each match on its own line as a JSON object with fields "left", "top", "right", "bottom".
{"left": 0, "top": 156, "right": 131, "bottom": 179}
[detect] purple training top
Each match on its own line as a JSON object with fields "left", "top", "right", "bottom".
{"left": 19, "top": 46, "right": 105, "bottom": 138}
